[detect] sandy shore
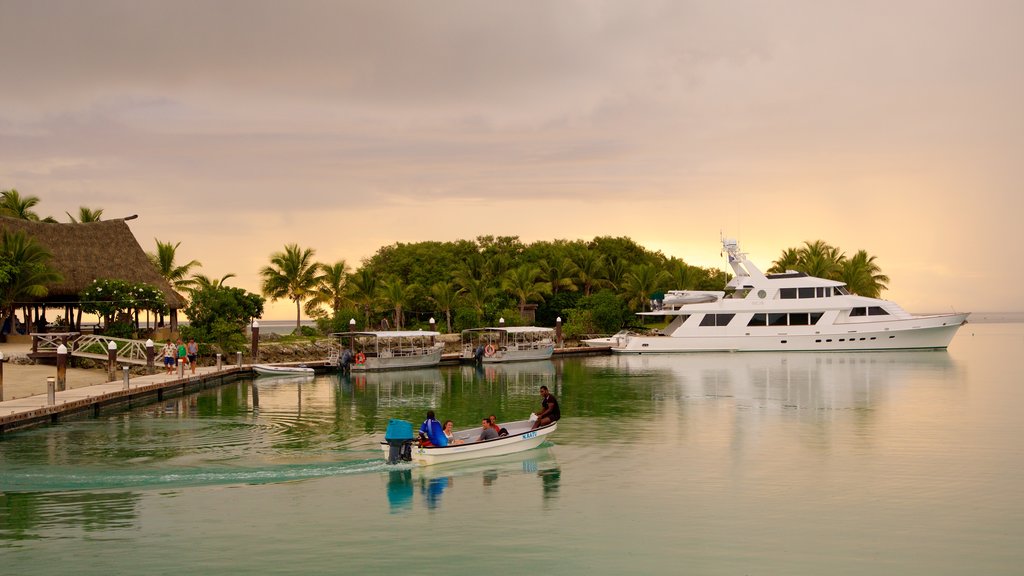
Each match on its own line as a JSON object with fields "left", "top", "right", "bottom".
{"left": 0, "top": 342, "right": 111, "bottom": 401}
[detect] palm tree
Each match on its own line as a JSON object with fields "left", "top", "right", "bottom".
{"left": 667, "top": 260, "right": 701, "bottom": 291}
{"left": 840, "top": 250, "right": 889, "bottom": 298}
{"left": 304, "top": 260, "right": 350, "bottom": 318}
{"left": 0, "top": 230, "right": 63, "bottom": 332}
{"left": 347, "top": 268, "right": 379, "bottom": 330}
{"left": 457, "top": 275, "right": 492, "bottom": 319}
{"left": 570, "top": 249, "right": 606, "bottom": 296}
{"left": 260, "top": 244, "right": 322, "bottom": 333}
{"left": 622, "top": 264, "right": 670, "bottom": 312}
{"left": 538, "top": 257, "right": 576, "bottom": 295}
{"left": 768, "top": 240, "right": 843, "bottom": 280}
{"left": 428, "top": 280, "right": 461, "bottom": 333}
{"left": 768, "top": 247, "right": 801, "bottom": 274}
{"left": 0, "top": 189, "right": 43, "bottom": 221}
{"left": 503, "top": 264, "right": 549, "bottom": 317}
{"left": 66, "top": 206, "right": 104, "bottom": 223}
{"left": 149, "top": 239, "right": 202, "bottom": 292}
{"left": 189, "top": 273, "right": 236, "bottom": 291}
{"left": 378, "top": 276, "right": 418, "bottom": 330}
{"left": 604, "top": 256, "right": 628, "bottom": 293}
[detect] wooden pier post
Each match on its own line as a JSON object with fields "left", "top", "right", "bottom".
{"left": 251, "top": 320, "right": 260, "bottom": 362}
{"left": 555, "top": 317, "right": 563, "bottom": 349}
{"left": 145, "top": 339, "right": 155, "bottom": 375}
{"left": 122, "top": 366, "right": 130, "bottom": 389}
{"left": 107, "top": 340, "right": 118, "bottom": 381}
{"left": 47, "top": 377, "right": 55, "bottom": 405}
{"left": 216, "top": 353, "right": 222, "bottom": 371}
{"left": 0, "top": 351, "right": 5, "bottom": 402}
{"left": 236, "top": 351, "right": 242, "bottom": 368}
{"left": 56, "top": 344, "right": 68, "bottom": 391}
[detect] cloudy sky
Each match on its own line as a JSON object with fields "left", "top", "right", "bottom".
{"left": 1, "top": 0, "right": 1021, "bottom": 319}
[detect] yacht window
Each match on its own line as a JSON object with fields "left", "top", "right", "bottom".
{"left": 850, "top": 307, "right": 867, "bottom": 317}
{"left": 810, "top": 312, "right": 824, "bottom": 324}
{"left": 826, "top": 287, "right": 833, "bottom": 297}
{"left": 748, "top": 314, "right": 767, "bottom": 327}
{"left": 789, "top": 313, "right": 810, "bottom": 325}
{"left": 836, "top": 286, "right": 850, "bottom": 295}
{"left": 780, "top": 288, "right": 797, "bottom": 299}
{"left": 798, "top": 287, "right": 815, "bottom": 299}
{"left": 768, "top": 313, "right": 787, "bottom": 326}
{"left": 868, "top": 306, "right": 890, "bottom": 316}
{"left": 700, "top": 313, "right": 735, "bottom": 326}
{"left": 816, "top": 287, "right": 825, "bottom": 298}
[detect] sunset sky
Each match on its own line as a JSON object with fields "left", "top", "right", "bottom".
{"left": 2, "top": 1, "right": 1021, "bottom": 319}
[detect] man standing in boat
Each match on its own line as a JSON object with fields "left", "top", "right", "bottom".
{"left": 532, "top": 386, "right": 560, "bottom": 430}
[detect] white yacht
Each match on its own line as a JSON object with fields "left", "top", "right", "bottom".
{"left": 613, "top": 239, "right": 969, "bottom": 353}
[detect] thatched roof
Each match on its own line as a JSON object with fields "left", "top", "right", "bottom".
{"left": 0, "top": 216, "right": 186, "bottom": 308}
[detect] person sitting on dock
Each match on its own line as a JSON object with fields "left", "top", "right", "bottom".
{"left": 478, "top": 418, "right": 499, "bottom": 442}
{"left": 531, "top": 385, "right": 560, "bottom": 430}
{"left": 419, "top": 410, "right": 448, "bottom": 447}
{"left": 488, "top": 415, "right": 509, "bottom": 437}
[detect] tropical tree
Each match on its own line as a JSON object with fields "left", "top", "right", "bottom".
{"left": 378, "top": 276, "right": 418, "bottom": 330}
{"left": 66, "top": 206, "right": 104, "bottom": 223}
{"left": 305, "top": 260, "right": 350, "bottom": 318}
{"left": 840, "top": 250, "right": 890, "bottom": 298}
{"left": 149, "top": 239, "right": 202, "bottom": 292}
{"left": 667, "top": 260, "right": 702, "bottom": 291}
{"left": 0, "top": 189, "right": 44, "bottom": 221}
{"left": 604, "top": 256, "right": 629, "bottom": 293}
{"left": 189, "top": 273, "right": 236, "bottom": 292}
{"left": 260, "top": 244, "right": 321, "bottom": 333}
{"left": 0, "top": 230, "right": 63, "bottom": 333}
{"left": 622, "top": 264, "right": 671, "bottom": 312}
{"left": 538, "top": 257, "right": 576, "bottom": 295}
{"left": 768, "top": 247, "right": 801, "bottom": 274}
{"left": 502, "top": 264, "right": 549, "bottom": 317}
{"left": 456, "top": 275, "right": 492, "bottom": 319}
{"left": 428, "top": 280, "right": 461, "bottom": 333}
{"left": 347, "top": 268, "right": 379, "bottom": 330}
{"left": 570, "top": 248, "right": 606, "bottom": 296}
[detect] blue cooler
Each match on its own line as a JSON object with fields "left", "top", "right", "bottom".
{"left": 384, "top": 419, "right": 415, "bottom": 464}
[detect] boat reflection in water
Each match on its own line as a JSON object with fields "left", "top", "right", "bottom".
{"left": 599, "top": 350, "right": 960, "bottom": 411}
{"left": 466, "top": 360, "right": 557, "bottom": 397}
{"left": 343, "top": 368, "right": 445, "bottom": 407}
{"left": 385, "top": 448, "right": 560, "bottom": 512}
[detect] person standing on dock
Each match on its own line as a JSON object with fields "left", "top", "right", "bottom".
{"left": 186, "top": 338, "right": 199, "bottom": 374}
{"left": 162, "top": 340, "right": 176, "bottom": 374}
{"left": 532, "top": 385, "right": 560, "bottom": 430}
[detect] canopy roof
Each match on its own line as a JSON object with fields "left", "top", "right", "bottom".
{"left": 461, "top": 326, "right": 554, "bottom": 334}
{"left": 0, "top": 216, "right": 186, "bottom": 308}
{"left": 330, "top": 330, "right": 441, "bottom": 338}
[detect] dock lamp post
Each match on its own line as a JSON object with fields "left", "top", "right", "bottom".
{"left": 556, "top": 317, "right": 563, "bottom": 349}
{"left": 251, "top": 320, "right": 260, "bottom": 362}
{"left": 56, "top": 344, "right": 68, "bottom": 391}
{"left": 107, "top": 340, "right": 118, "bottom": 382}
{"left": 350, "top": 318, "right": 356, "bottom": 332}
{"left": 145, "top": 339, "right": 155, "bottom": 375}
{"left": 499, "top": 317, "right": 505, "bottom": 326}
{"left": 429, "top": 318, "right": 436, "bottom": 345}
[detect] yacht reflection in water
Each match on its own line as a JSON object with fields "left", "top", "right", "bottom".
{"left": 385, "top": 449, "right": 560, "bottom": 512}
{"left": 603, "top": 350, "right": 960, "bottom": 411}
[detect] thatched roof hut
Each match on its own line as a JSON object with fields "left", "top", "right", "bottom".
{"left": 0, "top": 215, "right": 185, "bottom": 331}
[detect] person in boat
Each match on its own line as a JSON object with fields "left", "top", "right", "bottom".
{"left": 531, "top": 385, "right": 560, "bottom": 430}
{"left": 477, "top": 418, "right": 499, "bottom": 442}
{"left": 443, "top": 420, "right": 464, "bottom": 445}
{"left": 488, "top": 415, "right": 509, "bottom": 437}
{"left": 419, "top": 410, "right": 448, "bottom": 447}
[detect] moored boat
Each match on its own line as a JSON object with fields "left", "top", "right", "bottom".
{"left": 329, "top": 330, "right": 444, "bottom": 371}
{"left": 461, "top": 326, "right": 555, "bottom": 363}
{"left": 381, "top": 418, "right": 557, "bottom": 466}
{"left": 614, "top": 238, "right": 969, "bottom": 353}
{"left": 253, "top": 364, "right": 315, "bottom": 376}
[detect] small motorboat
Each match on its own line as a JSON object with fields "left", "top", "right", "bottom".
{"left": 252, "top": 364, "right": 315, "bottom": 377}
{"left": 381, "top": 418, "right": 557, "bottom": 466}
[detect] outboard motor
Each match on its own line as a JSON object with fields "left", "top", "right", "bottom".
{"left": 384, "top": 418, "right": 415, "bottom": 464}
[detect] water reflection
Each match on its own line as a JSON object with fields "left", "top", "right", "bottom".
{"left": 600, "top": 350, "right": 959, "bottom": 410}
{"left": 385, "top": 448, "right": 561, "bottom": 512}
{"left": 0, "top": 490, "right": 140, "bottom": 543}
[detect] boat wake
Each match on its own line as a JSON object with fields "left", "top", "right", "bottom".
{"left": 0, "top": 458, "right": 391, "bottom": 493}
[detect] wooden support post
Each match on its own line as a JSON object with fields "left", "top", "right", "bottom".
{"left": 145, "top": 339, "right": 155, "bottom": 375}
{"left": 107, "top": 340, "right": 118, "bottom": 382}
{"left": 47, "top": 377, "right": 55, "bottom": 405}
{"left": 555, "top": 317, "right": 563, "bottom": 349}
{"left": 251, "top": 321, "right": 260, "bottom": 362}
{"left": 56, "top": 344, "right": 68, "bottom": 391}
{"left": 0, "top": 352, "right": 5, "bottom": 402}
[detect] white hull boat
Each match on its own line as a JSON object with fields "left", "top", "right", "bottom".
{"left": 614, "top": 239, "right": 969, "bottom": 354}
{"left": 330, "top": 330, "right": 444, "bottom": 372}
{"left": 582, "top": 330, "right": 635, "bottom": 348}
{"left": 461, "top": 326, "right": 555, "bottom": 363}
{"left": 381, "top": 419, "right": 557, "bottom": 466}
{"left": 252, "top": 364, "right": 315, "bottom": 376}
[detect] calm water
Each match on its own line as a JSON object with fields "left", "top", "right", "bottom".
{"left": 2, "top": 322, "right": 1023, "bottom": 574}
